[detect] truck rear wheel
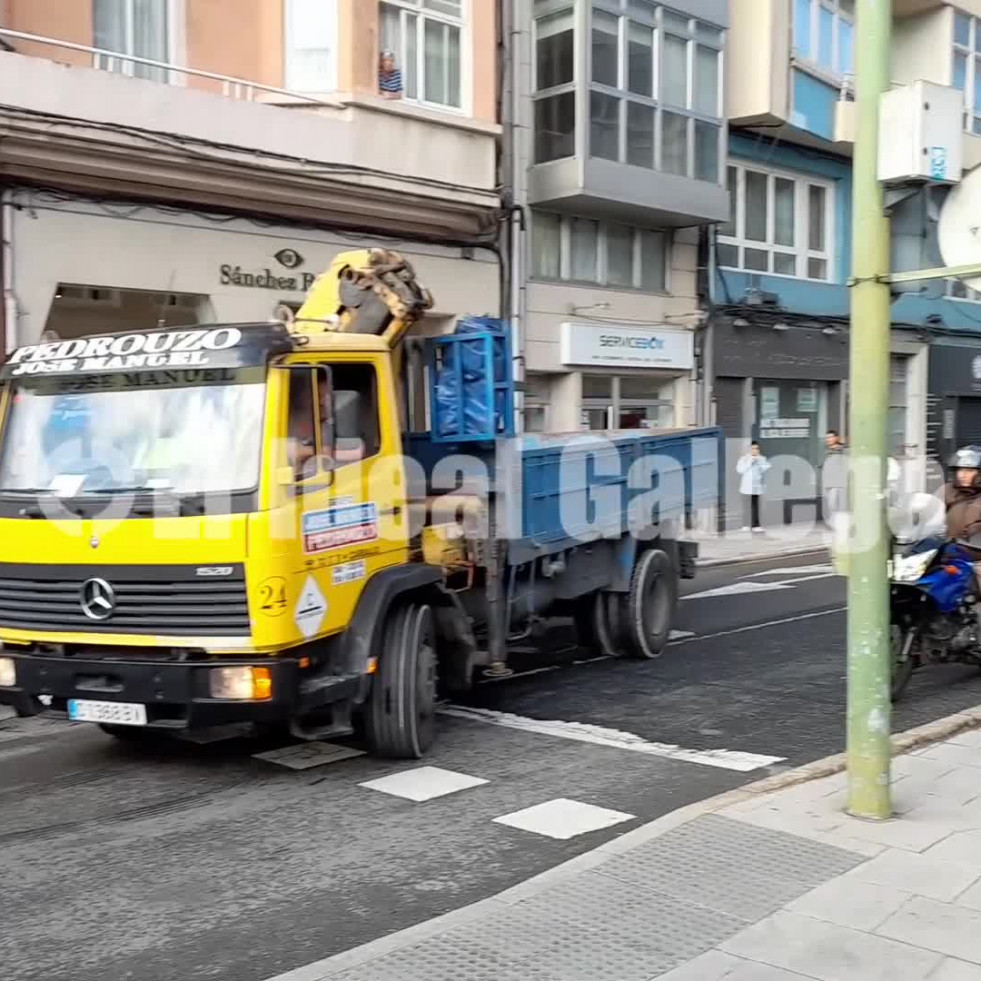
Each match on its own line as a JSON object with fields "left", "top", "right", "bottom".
{"left": 364, "top": 603, "right": 437, "bottom": 759}
{"left": 622, "top": 548, "right": 677, "bottom": 659}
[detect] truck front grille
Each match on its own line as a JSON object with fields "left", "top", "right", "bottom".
{"left": 0, "top": 564, "right": 250, "bottom": 637}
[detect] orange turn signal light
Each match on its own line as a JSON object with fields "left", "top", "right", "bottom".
{"left": 252, "top": 666, "right": 273, "bottom": 700}
{"left": 945, "top": 565, "right": 961, "bottom": 575}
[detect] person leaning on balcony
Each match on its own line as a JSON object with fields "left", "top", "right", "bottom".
{"left": 379, "top": 50, "right": 403, "bottom": 100}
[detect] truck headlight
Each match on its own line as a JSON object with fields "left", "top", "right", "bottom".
{"left": 209, "top": 666, "right": 272, "bottom": 700}
{"left": 0, "top": 657, "right": 15, "bottom": 687}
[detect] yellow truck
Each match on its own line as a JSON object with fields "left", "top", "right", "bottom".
{"left": 0, "top": 250, "right": 720, "bottom": 757}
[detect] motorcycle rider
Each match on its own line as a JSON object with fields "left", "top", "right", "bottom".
{"left": 945, "top": 448, "right": 981, "bottom": 582}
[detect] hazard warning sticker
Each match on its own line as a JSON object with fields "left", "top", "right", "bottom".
{"left": 294, "top": 575, "right": 328, "bottom": 639}
{"left": 302, "top": 503, "right": 378, "bottom": 554}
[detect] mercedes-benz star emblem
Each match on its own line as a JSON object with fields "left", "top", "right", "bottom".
{"left": 80, "top": 578, "right": 116, "bottom": 621}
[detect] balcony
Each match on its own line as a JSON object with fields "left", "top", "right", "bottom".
{"left": 527, "top": 0, "right": 730, "bottom": 228}
{"left": 0, "top": 29, "right": 500, "bottom": 242}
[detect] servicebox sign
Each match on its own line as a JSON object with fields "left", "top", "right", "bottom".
{"left": 303, "top": 503, "right": 378, "bottom": 554}
{"left": 560, "top": 323, "right": 694, "bottom": 370}
{"left": 1, "top": 328, "right": 248, "bottom": 378}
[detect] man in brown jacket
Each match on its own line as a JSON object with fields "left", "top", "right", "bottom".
{"left": 944, "top": 446, "right": 981, "bottom": 545}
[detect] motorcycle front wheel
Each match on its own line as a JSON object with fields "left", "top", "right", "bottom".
{"left": 890, "top": 625, "right": 916, "bottom": 702}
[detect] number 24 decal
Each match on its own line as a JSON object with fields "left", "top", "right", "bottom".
{"left": 258, "top": 577, "right": 288, "bottom": 617}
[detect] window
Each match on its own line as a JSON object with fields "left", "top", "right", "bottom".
{"left": 953, "top": 12, "right": 981, "bottom": 134}
{"left": 531, "top": 4, "right": 725, "bottom": 181}
{"left": 582, "top": 375, "right": 675, "bottom": 430}
{"left": 524, "top": 374, "right": 552, "bottom": 433}
{"left": 93, "top": 0, "right": 172, "bottom": 82}
{"left": 793, "top": 0, "right": 854, "bottom": 77}
{"left": 718, "top": 163, "right": 834, "bottom": 281}
{"left": 946, "top": 277, "right": 981, "bottom": 303}
{"left": 288, "top": 364, "right": 379, "bottom": 480}
{"left": 531, "top": 211, "right": 668, "bottom": 292}
{"left": 380, "top": 0, "right": 463, "bottom": 109}
{"left": 285, "top": 0, "right": 337, "bottom": 92}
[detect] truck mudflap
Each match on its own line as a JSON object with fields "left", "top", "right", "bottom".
{"left": 678, "top": 539, "right": 698, "bottom": 579}
{"left": 0, "top": 651, "right": 361, "bottom": 730}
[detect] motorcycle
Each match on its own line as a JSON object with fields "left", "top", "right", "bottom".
{"left": 890, "top": 535, "right": 980, "bottom": 699}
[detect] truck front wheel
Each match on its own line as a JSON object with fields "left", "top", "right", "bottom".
{"left": 622, "top": 548, "right": 678, "bottom": 659}
{"left": 364, "top": 603, "right": 437, "bottom": 759}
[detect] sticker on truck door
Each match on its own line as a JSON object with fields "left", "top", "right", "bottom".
{"left": 294, "top": 575, "right": 328, "bottom": 639}
{"left": 302, "top": 503, "right": 378, "bottom": 554}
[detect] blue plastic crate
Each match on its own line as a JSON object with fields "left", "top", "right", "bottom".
{"left": 428, "top": 322, "right": 516, "bottom": 443}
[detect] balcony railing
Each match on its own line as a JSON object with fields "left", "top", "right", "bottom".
{"left": 0, "top": 27, "right": 336, "bottom": 107}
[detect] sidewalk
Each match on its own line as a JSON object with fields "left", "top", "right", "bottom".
{"left": 694, "top": 522, "right": 830, "bottom": 566}
{"left": 272, "top": 717, "right": 981, "bottom": 981}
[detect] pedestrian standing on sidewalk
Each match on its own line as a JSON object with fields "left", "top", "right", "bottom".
{"left": 736, "top": 441, "right": 771, "bottom": 533}
{"left": 822, "top": 429, "right": 848, "bottom": 526}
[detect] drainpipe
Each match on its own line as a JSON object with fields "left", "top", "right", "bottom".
{"left": 1, "top": 189, "right": 16, "bottom": 359}
{"left": 500, "top": 0, "right": 525, "bottom": 433}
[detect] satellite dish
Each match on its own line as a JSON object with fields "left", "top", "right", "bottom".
{"left": 938, "top": 165, "right": 981, "bottom": 292}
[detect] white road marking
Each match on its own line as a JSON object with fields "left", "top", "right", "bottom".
{"left": 684, "top": 571, "right": 839, "bottom": 600}
{"left": 740, "top": 564, "right": 835, "bottom": 578}
{"left": 253, "top": 742, "right": 365, "bottom": 770}
{"left": 669, "top": 606, "right": 846, "bottom": 646}
{"left": 359, "top": 766, "right": 489, "bottom": 802}
{"left": 669, "top": 629, "right": 695, "bottom": 640}
{"left": 493, "top": 798, "right": 635, "bottom": 840}
{"left": 441, "top": 705, "right": 785, "bottom": 772}
{"left": 682, "top": 580, "right": 796, "bottom": 600}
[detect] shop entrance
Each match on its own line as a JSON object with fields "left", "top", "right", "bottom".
{"left": 753, "top": 379, "right": 828, "bottom": 515}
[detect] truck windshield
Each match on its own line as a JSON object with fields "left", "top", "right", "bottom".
{"left": 0, "top": 370, "right": 266, "bottom": 498}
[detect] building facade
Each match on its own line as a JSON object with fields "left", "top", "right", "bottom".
{"left": 713, "top": 0, "right": 981, "bottom": 521}
{"left": 0, "top": 0, "right": 501, "bottom": 355}
{"left": 508, "top": 0, "right": 730, "bottom": 433}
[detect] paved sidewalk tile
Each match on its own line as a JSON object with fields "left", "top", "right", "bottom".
{"left": 948, "top": 730, "right": 981, "bottom": 750}
{"left": 878, "top": 897, "right": 981, "bottom": 964}
{"left": 786, "top": 877, "right": 911, "bottom": 931}
{"left": 653, "top": 950, "right": 745, "bottom": 981}
{"left": 721, "top": 910, "right": 943, "bottom": 981}
{"left": 932, "top": 960, "right": 981, "bottom": 981}
{"left": 599, "top": 814, "right": 863, "bottom": 921}
{"left": 926, "top": 831, "right": 981, "bottom": 868}
{"left": 844, "top": 848, "right": 980, "bottom": 902}
{"left": 916, "top": 743, "right": 981, "bottom": 771}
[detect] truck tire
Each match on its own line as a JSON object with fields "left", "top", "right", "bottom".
{"left": 622, "top": 548, "right": 678, "bottom": 659}
{"left": 364, "top": 602, "right": 437, "bottom": 759}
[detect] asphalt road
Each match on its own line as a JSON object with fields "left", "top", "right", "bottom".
{"left": 2, "top": 552, "right": 981, "bottom": 981}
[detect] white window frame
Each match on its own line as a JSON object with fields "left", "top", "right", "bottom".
{"left": 946, "top": 277, "right": 981, "bottom": 303}
{"left": 718, "top": 162, "right": 835, "bottom": 282}
{"left": 284, "top": 0, "right": 338, "bottom": 93}
{"left": 952, "top": 10, "right": 981, "bottom": 135}
{"left": 793, "top": 0, "right": 854, "bottom": 80}
{"left": 531, "top": 211, "right": 670, "bottom": 293}
{"left": 575, "top": 3, "right": 725, "bottom": 182}
{"left": 92, "top": 0, "right": 183, "bottom": 81}
{"left": 379, "top": 0, "right": 470, "bottom": 114}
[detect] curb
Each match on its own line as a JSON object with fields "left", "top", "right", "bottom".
{"left": 696, "top": 543, "right": 829, "bottom": 568}
{"left": 262, "top": 703, "right": 981, "bottom": 981}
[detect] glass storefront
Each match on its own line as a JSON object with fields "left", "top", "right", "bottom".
{"left": 754, "top": 379, "right": 828, "bottom": 484}
{"left": 581, "top": 374, "right": 675, "bottom": 430}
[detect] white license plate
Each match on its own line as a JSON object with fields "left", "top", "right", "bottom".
{"left": 67, "top": 699, "right": 147, "bottom": 726}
